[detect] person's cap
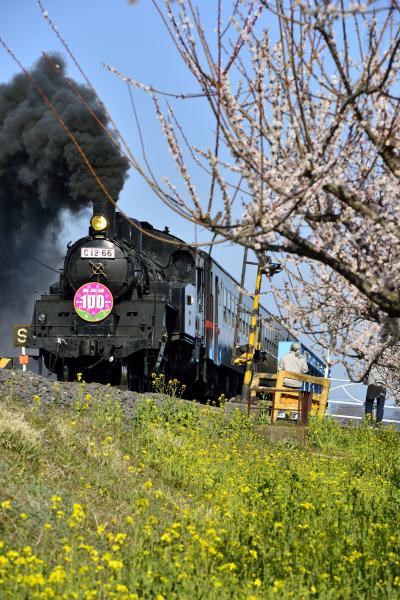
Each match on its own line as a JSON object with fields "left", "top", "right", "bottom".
{"left": 290, "top": 342, "right": 300, "bottom": 352}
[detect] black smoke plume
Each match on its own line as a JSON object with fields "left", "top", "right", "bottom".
{"left": 0, "top": 54, "right": 129, "bottom": 356}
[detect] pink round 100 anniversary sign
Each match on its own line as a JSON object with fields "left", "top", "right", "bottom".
{"left": 73, "top": 282, "right": 113, "bottom": 322}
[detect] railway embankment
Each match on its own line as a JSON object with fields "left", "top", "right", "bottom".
{"left": 1, "top": 371, "right": 400, "bottom": 598}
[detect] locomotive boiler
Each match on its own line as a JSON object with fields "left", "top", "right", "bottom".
{"left": 28, "top": 198, "right": 297, "bottom": 396}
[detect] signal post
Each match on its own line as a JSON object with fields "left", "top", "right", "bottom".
{"left": 13, "top": 325, "right": 30, "bottom": 371}
{"left": 240, "top": 260, "right": 282, "bottom": 410}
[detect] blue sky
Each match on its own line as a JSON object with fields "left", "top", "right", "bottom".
{"left": 1, "top": 0, "right": 247, "bottom": 274}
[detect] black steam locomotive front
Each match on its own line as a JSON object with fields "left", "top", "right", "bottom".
{"left": 64, "top": 231, "right": 145, "bottom": 302}
{"left": 29, "top": 199, "right": 168, "bottom": 385}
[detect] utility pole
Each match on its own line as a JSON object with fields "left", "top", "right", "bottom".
{"left": 232, "top": 246, "right": 248, "bottom": 358}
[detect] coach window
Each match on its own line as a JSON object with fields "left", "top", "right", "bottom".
{"left": 272, "top": 330, "right": 278, "bottom": 349}
{"left": 223, "top": 287, "right": 227, "bottom": 323}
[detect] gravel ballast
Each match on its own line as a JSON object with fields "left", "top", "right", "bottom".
{"left": 0, "top": 369, "right": 145, "bottom": 413}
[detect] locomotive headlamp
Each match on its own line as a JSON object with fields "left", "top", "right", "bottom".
{"left": 91, "top": 214, "right": 108, "bottom": 232}
{"left": 38, "top": 313, "right": 47, "bottom": 324}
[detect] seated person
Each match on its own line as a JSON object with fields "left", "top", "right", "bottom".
{"left": 278, "top": 343, "right": 308, "bottom": 389}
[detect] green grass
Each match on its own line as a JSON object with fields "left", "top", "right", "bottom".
{"left": 1, "top": 383, "right": 400, "bottom": 599}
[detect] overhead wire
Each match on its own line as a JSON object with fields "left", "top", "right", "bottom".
{"left": 23, "top": 251, "right": 60, "bottom": 274}
{"left": 126, "top": 80, "right": 158, "bottom": 184}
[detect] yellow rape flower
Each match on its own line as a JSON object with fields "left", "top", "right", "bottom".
{"left": 218, "top": 562, "right": 237, "bottom": 572}
{"left": 114, "top": 533, "right": 127, "bottom": 544}
{"left": 136, "top": 498, "right": 149, "bottom": 509}
{"left": 68, "top": 503, "right": 86, "bottom": 528}
{"left": 272, "top": 579, "right": 284, "bottom": 593}
{"left": 22, "top": 573, "right": 46, "bottom": 587}
{"left": 48, "top": 565, "right": 67, "bottom": 584}
{"left": 107, "top": 559, "right": 123, "bottom": 570}
{"left": 116, "top": 584, "right": 129, "bottom": 593}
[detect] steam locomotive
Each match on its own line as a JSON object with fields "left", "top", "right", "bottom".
{"left": 28, "top": 198, "right": 298, "bottom": 396}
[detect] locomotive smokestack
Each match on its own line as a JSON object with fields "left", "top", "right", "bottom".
{"left": 0, "top": 53, "right": 129, "bottom": 354}
{"left": 92, "top": 197, "right": 116, "bottom": 236}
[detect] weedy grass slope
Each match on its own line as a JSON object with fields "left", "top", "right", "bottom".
{"left": 0, "top": 381, "right": 400, "bottom": 599}
{"left": 0, "top": 404, "right": 42, "bottom": 461}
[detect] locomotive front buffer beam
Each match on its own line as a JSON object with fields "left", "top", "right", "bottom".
{"left": 28, "top": 296, "right": 167, "bottom": 360}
